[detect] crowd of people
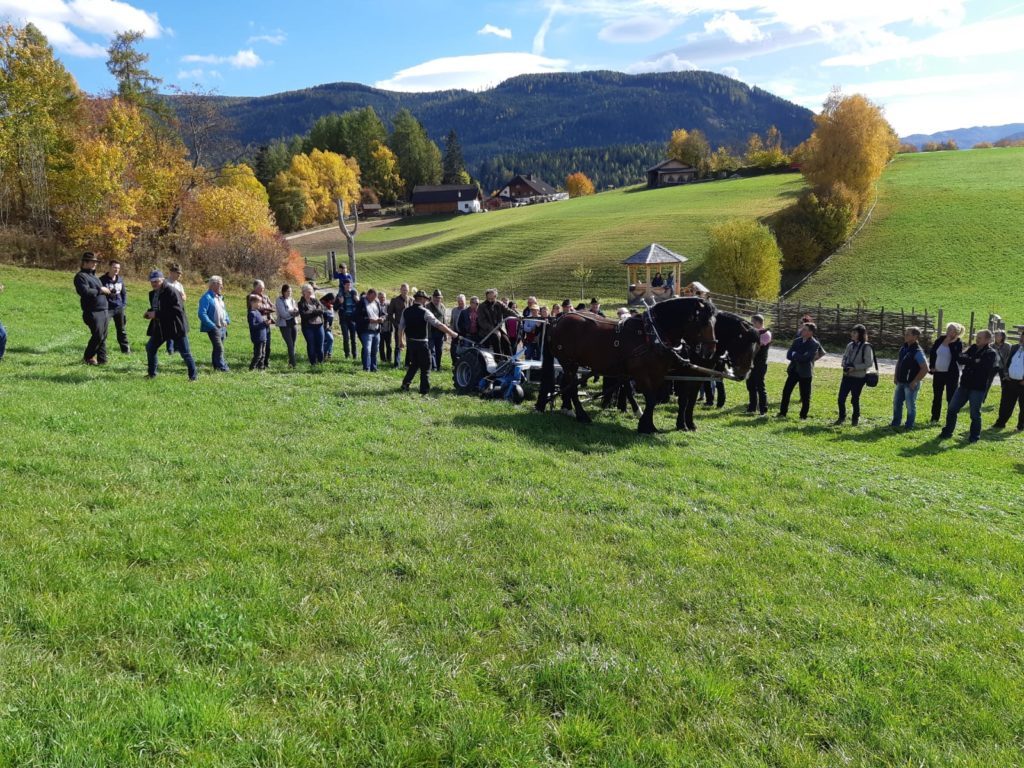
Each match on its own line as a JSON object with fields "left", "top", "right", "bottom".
{"left": 5, "top": 251, "right": 1014, "bottom": 443}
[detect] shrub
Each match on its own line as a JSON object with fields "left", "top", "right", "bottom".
{"left": 774, "top": 217, "right": 822, "bottom": 271}
{"left": 897, "top": 143, "right": 919, "bottom": 154}
{"left": 798, "top": 183, "right": 858, "bottom": 248}
{"left": 973, "top": 142, "right": 992, "bottom": 149}
{"left": 566, "top": 172, "right": 595, "bottom": 198}
{"left": 705, "top": 218, "right": 782, "bottom": 300}
{"left": 191, "top": 230, "right": 292, "bottom": 283}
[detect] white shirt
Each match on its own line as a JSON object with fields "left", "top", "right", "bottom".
{"left": 935, "top": 343, "right": 952, "bottom": 372}
{"left": 275, "top": 297, "right": 298, "bottom": 327}
{"left": 366, "top": 300, "right": 381, "bottom": 327}
{"left": 212, "top": 294, "right": 227, "bottom": 328}
{"left": 167, "top": 279, "right": 186, "bottom": 302}
{"left": 1008, "top": 347, "right": 1024, "bottom": 381}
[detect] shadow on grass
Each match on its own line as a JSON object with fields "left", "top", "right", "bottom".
{"left": 450, "top": 408, "right": 655, "bottom": 452}
{"left": 14, "top": 369, "right": 98, "bottom": 385}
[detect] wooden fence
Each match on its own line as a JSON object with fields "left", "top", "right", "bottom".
{"left": 707, "top": 292, "right": 1022, "bottom": 348}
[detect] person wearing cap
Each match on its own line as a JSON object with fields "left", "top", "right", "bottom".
{"left": 73, "top": 252, "right": 112, "bottom": 365}
{"left": 388, "top": 283, "right": 413, "bottom": 368}
{"left": 588, "top": 298, "right": 605, "bottom": 318}
{"left": 198, "top": 275, "right": 231, "bottom": 372}
{"left": 399, "top": 290, "right": 458, "bottom": 394}
{"left": 144, "top": 270, "right": 197, "bottom": 380}
{"left": 100, "top": 260, "right": 130, "bottom": 354}
{"left": 478, "top": 288, "right": 518, "bottom": 355}
{"left": 426, "top": 289, "right": 447, "bottom": 371}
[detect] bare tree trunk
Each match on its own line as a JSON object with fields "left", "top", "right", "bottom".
{"left": 336, "top": 198, "right": 358, "bottom": 283}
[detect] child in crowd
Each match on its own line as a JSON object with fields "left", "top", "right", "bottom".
{"left": 248, "top": 295, "right": 269, "bottom": 371}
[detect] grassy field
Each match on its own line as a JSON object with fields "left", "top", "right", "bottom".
{"left": 1, "top": 264, "right": 1023, "bottom": 766}
{"left": 791, "top": 148, "right": 1024, "bottom": 323}
{"left": 291, "top": 174, "right": 805, "bottom": 303}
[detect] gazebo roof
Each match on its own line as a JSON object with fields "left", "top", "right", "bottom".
{"left": 622, "top": 243, "right": 689, "bottom": 266}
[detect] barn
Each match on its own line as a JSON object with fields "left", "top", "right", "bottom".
{"left": 491, "top": 174, "right": 568, "bottom": 207}
{"left": 411, "top": 185, "right": 482, "bottom": 216}
{"left": 647, "top": 159, "right": 699, "bottom": 189}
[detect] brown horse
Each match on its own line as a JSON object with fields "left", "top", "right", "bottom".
{"left": 673, "top": 310, "right": 760, "bottom": 431}
{"left": 536, "top": 297, "right": 718, "bottom": 433}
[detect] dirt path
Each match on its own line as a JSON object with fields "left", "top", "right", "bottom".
{"left": 768, "top": 346, "right": 896, "bottom": 373}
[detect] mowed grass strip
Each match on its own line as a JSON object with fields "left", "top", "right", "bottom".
{"left": 792, "top": 148, "right": 1024, "bottom": 321}
{"left": 292, "top": 174, "right": 805, "bottom": 301}
{"left": 0, "top": 265, "right": 1023, "bottom": 766}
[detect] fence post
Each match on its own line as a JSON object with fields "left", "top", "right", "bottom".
{"left": 937, "top": 307, "right": 943, "bottom": 335}
{"left": 879, "top": 308, "right": 885, "bottom": 342}
{"left": 969, "top": 311, "right": 975, "bottom": 342}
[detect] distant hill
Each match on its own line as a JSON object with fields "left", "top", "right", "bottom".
{"left": 196, "top": 70, "right": 815, "bottom": 177}
{"left": 900, "top": 123, "right": 1024, "bottom": 149}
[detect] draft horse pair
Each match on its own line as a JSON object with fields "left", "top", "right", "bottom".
{"left": 536, "top": 298, "right": 759, "bottom": 434}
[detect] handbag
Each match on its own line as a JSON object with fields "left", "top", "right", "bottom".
{"left": 864, "top": 344, "right": 880, "bottom": 387}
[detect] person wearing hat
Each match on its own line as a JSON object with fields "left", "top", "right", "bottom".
{"left": 73, "top": 252, "right": 112, "bottom": 365}
{"left": 588, "top": 297, "right": 605, "bottom": 318}
{"left": 144, "top": 270, "right": 197, "bottom": 380}
{"left": 478, "top": 288, "right": 519, "bottom": 355}
{"left": 426, "top": 289, "right": 447, "bottom": 371}
{"left": 399, "top": 290, "right": 458, "bottom": 394}
{"left": 561, "top": 299, "right": 573, "bottom": 313}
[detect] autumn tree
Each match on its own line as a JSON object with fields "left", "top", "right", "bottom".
{"left": 706, "top": 219, "right": 781, "bottom": 299}
{"left": 800, "top": 90, "right": 898, "bottom": 208}
{"left": 667, "top": 128, "right": 711, "bottom": 175}
{"left": 268, "top": 149, "right": 360, "bottom": 231}
{"left": 363, "top": 141, "right": 404, "bottom": 203}
{"left": 217, "top": 163, "right": 269, "bottom": 208}
{"left": 106, "top": 31, "right": 166, "bottom": 117}
{"left": 709, "top": 146, "right": 741, "bottom": 174}
{"left": 566, "top": 172, "right": 595, "bottom": 197}
{"left": 745, "top": 127, "right": 789, "bottom": 168}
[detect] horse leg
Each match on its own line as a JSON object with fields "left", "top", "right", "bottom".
{"left": 676, "top": 383, "right": 689, "bottom": 430}
{"left": 637, "top": 390, "right": 659, "bottom": 434}
{"left": 685, "top": 388, "right": 698, "bottom": 431}
{"left": 570, "top": 371, "right": 592, "bottom": 424}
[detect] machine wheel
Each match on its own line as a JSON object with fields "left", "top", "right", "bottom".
{"left": 454, "top": 351, "right": 485, "bottom": 393}
{"left": 509, "top": 384, "right": 526, "bottom": 404}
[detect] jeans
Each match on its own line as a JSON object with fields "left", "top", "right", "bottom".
{"left": 302, "top": 324, "right": 325, "bottom": 365}
{"left": 837, "top": 375, "right": 867, "bottom": 422}
{"left": 323, "top": 327, "right": 335, "bottom": 359}
{"left": 0, "top": 318, "right": 6, "bottom": 360}
{"left": 341, "top": 318, "right": 358, "bottom": 358}
{"left": 360, "top": 330, "right": 380, "bottom": 371}
{"left": 110, "top": 308, "right": 130, "bottom": 352}
{"left": 996, "top": 378, "right": 1024, "bottom": 429}
{"left": 83, "top": 310, "right": 110, "bottom": 363}
{"left": 943, "top": 386, "right": 988, "bottom": 441}
{"left": 147, "top": 334, "right": 196, "bottom": 379}
{"left": 279, "top": 324, "right": 297, "bottom": 367}
{"left": 931, "top": 370, "right": 958, "bottom": 421}
{"left": 250, "top": 340, "right": 267, "bottom": 370}
{"left": 779, "top": 372, "right": 812, "bottom": 418}
{"left": 430, "top": 333, "right": 444, "bottom": 371}
{"left": 207, "top": 327, "right": 228, "bottom": 371}
{"left": 746, "top": 363, "right": 767, "bottom": 413}
{"left": 892, "top": 382, "right": 922, "bottom": 427}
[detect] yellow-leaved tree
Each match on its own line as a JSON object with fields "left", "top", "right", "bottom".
{"left": 269, "top": 149, "right": 360, "bottom": 231}
{"left": 364, "top": 141, "right": 404, "bottom": 204}
{"left": 566, "top": 172, "right": 595, "bottom": 198}
{"left": 800, "top": 90, "right": 899, "bottom": 208}
{"left": 217, "top": 163, "right": 269, "bottom": 208}
{"left": 706, "top": 219, "right": 781, "bottom": 300}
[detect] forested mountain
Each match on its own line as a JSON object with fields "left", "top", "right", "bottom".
{"left": 196, "top": 70, "right": 815, "bottom": 176}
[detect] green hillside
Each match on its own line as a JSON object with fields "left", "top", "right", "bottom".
{"left": 1, "top": 265, "right": 1023, "bottom": 764}
{"left": 791, "top": 148, "right": 1024, "bottom": 322}
{"left": 293, "top": 174, "right": 804, "bottom": 301}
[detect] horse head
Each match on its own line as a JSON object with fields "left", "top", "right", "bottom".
{"left": 650, "top": 297, "right": 717, "bottom": 357}
{"left": 712, "top": 311, "right": 760, "bottom": 380}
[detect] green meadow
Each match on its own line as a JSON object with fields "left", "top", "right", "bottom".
{"left": 791, "top": 148, "right": 1024, "bottom": 322}
{"left": 292, "top": 173, "right": 805, "bottom": 303}
{"left": 1, "top": 265, "right": 1022, "bottom": 766}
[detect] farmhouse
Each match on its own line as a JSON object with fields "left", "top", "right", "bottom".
{"left": 411, "top": 185, "right": 482, "bottom": 216}
{"left": 490, "top": 174, "right": 568, "bottom": 208}
{"left": 647, "top": 159, "right": 699, "bottom": 189}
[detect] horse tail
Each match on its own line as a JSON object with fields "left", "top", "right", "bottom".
{"left": 536, "top": 321, "right": 556, "bottom": 412}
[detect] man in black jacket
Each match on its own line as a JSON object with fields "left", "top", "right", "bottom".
{"left": 399, "top": 290, "right": 458, "bottom": 394}
{"left": 73, "top": 252, "right": 111, "bottom": 365}
{"left": 100, "top": 259, "right": 130, "bottom": 354}
{"left": 940, "top": 330, "right": 998, "bottom": 443}
{"left": 144, "top": 270, "right": 197, "bottom": 380}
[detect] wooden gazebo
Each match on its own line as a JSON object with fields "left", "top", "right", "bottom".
{"left": 624, "top": 243, "right": 688, "bottom": 305}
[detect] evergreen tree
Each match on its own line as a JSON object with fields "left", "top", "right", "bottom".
{"left": 388, "top": 109, "right": 441, "bottom": 196}
{"left": 442, "top": 129, "right": 466, "bottom": 184}
{"left": 106, "top": 31, "right": 164, "bottom": 115}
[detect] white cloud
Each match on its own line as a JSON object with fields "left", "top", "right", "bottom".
{"left": 533, "top": 4, "right": 558, "bottom": 55}
{"left": 720, "top": 66, "right": 741, "bottom": 80}
{"left": 598, "top": 16, "right": 673, "bottom": 43}
{"left": 175, "top": 68, "right": 222, "bottom": 83}
{"left": 625, "top": 52, "right": 696, "bottom": 74}
{"left": 0, "top": 0, "right": 162, "bottom": 57}
{"left": 374, "top": 52, "right": 570, "bottom": 92}
{"left": 181, "top": 49, "right": 263, "bottom": 69}
{"left": 822, "top": 13, "right": 1024, "bottom": 66}
{"left": 478, "top": 24, "right": 512, "bottom": 40}
{"left": 704, "top": 11, "right": 763, "bottom": 43}
{"left": 247, "top": 32, "right": 286, "bottom": 45}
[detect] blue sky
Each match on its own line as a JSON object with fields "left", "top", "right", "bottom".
{"left": 2, "top": 0, "right": 1022, "bottom": 136}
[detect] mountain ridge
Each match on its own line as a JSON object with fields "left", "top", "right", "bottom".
{"left": 900, "top": 122, "right": 1024, "bottom": 148}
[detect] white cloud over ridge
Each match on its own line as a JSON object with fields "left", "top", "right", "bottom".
{"left": 0, "top": 0, "right": 162, "bottom": 57}
{"left": 375, "top": 52, "right": 570, "bottom": 92}
{"left": 704, "top": 11, "right": 762, "bottom": 43}
{"left": 598, "top": 16, "right": 673, "bottom": 44}
{"left": 625, "top": 52, "right": 695, "bottom": 74}
{"left": 182, "top": 49, "right": 263, "bottom": 68}
{"left": 478, "top": 24, "right": 512, "bottom": 39}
